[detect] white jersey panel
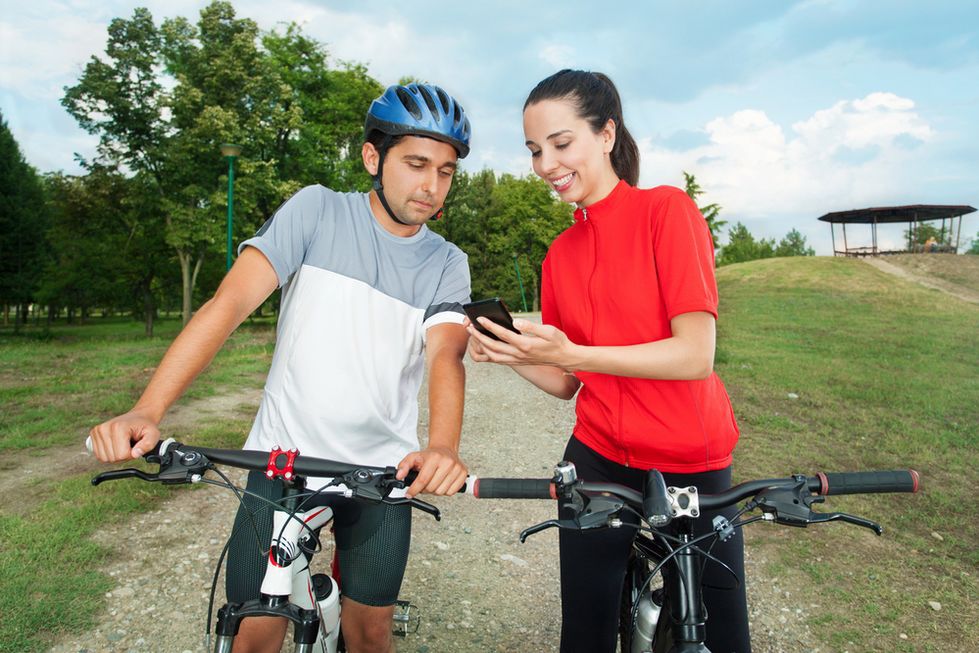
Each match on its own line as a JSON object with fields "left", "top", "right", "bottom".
{"left": 244, "top": 265, "right": 426, "bottom": 474}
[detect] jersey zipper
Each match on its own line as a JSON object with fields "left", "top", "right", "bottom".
{"left": 584, "top": 207, "right": 628, "bottom": 466}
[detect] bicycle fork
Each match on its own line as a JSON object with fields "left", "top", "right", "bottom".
{"left": 660, "top": 523, "right": 710, "bottom": 653}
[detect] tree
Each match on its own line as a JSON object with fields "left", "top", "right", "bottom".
{"left": 0, "top": 111, "right": 48, "bottom": 328}
{"left": 774, "top": 228, "right": 815, "bottom": 257}
{"left": 683, "top": 172, "right": 726, "bottom": 247}
{"left": 966, "top": 232, "right": 979, "bottom": 255}
{"left": 62, "top": 3, "right": 385, "bottom": 325}
{"left": 40, "top": 170, "right": 171, "bottom": 334}
{"left": 717, "top": 222, "right": 775, "bottom": 266}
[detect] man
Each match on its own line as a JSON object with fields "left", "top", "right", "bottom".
{"left": 88, "top": 83, "right": 474, "bottom": 653}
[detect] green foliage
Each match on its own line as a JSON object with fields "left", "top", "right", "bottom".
{"left": 717, "top": 222, "right": 775, "bottom": 266}
{"left": 431, "top": 171, "right": 572, "bottom": 310}
{"left": 904, "top": 221, "right": 948, "bottom": 247}
{"left": 964, "top": 231, "right": 979, "bottom": 254}
{"left": 682, "top": 171, "right": 726, "bottom": 246}
{"left": 0, "top": 111, "right": 48, "bottom": 325}
{"left": 718, "top": 223, "right": 814, "bottom": 266}
{"left": 774, "top": 228, "right": 815, "bottom": 257}
{"left": 60, "top": 2, "right": 380, "bottom": 325}
{"left": 38, "top": 170, "right": 172, "bottom": 332}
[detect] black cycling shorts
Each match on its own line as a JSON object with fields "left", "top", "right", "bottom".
{"left": 225, "top": 470, "right": 412, "bottom": 607}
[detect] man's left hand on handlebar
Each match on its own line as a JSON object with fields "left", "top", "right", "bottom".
{"left": 396, "top": 446, "right": 468, "bottom": 498}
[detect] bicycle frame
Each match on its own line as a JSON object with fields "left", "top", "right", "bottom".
{"left": 212, "top": 483, "right": 341, "bottom": 653}
{"left": 88, "top": 439, "right": 438, "bottom": 653}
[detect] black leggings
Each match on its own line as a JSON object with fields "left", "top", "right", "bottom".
{"left": 559, "top": 437, "right": 751, "bottom": 653}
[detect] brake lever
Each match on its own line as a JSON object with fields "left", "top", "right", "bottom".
{"left": 91, "top": 468, "right": 160, "bottom": 485}
{"left": 519, "top": 519, "right": 580, "bottom": 542}
{"left": 808, "top": 511, "right": 883, "bottom": 535}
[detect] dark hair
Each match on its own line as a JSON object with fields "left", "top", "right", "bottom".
{"left": 365, "top": 130, "right": 405, "bottom": 153}
{"left": 524, "top": 69, "right": 640, "bottom": 186}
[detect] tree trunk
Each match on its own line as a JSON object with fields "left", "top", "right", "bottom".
{"left": 178, "top": 248, "right": 206, "bottom": 326}
{"left": 144, "top": 287, "right": 156, "bottom": 337}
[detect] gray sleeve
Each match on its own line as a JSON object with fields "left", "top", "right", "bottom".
{"left": 423, "top": 246, "right": 471, "bottom": 324}
{"left": 238, "top": 185, "right": 326, "bottom": 287}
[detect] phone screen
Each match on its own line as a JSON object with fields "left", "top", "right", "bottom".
{"left": 463, "top": 298, "right": 519, "bottom": 341}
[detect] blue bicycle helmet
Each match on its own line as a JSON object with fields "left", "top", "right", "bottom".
{"left": 365, "top": 83, "right": 471, "bottom": 159}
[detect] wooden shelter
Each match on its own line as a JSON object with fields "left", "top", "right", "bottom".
{"left": 818, "top": 204, "right": 977, "bottom": 257}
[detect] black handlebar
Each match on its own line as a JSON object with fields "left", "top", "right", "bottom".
{"left": 472, "top": 469, "right": 920, "bottom": 509}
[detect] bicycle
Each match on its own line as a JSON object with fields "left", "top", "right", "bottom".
{"left": 465, "top": 461, "right": 920, "bottom": 653}
{"left": 87, "top": 437, "right": 445, "bottom": 653}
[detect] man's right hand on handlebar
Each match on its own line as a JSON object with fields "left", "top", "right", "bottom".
{"left": 88, "top": 410, "right": 161, "bottom": 462}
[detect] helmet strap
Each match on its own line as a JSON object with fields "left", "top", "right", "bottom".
{"left": 371, "top": 135, "right": 443, "bottom": 226}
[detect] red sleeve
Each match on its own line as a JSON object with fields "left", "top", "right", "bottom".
{"left": 540, "top": 252, "right": 562, "bottom": 330}
{"left": 650, "top": 188, "right": 719, "bottom": 320}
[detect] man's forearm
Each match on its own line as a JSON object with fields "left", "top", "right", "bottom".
{"left": 426, "top": 351, "right": 466, "bottom": 450}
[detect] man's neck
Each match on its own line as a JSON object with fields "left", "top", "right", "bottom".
{"left": 368, "top": 190, "right": 423, "bottom": 238}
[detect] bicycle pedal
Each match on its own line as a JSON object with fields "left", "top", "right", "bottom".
{"left": 392, "top": 599, "right": 420, "bottom": 638}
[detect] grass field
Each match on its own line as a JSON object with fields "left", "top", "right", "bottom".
{"left": 0, "top": 318, "right": 275, "bottom": 653}
{"left": 716, "top": 257, "right": 978, "bottom": 652}
{"left": 1, "top": 255, "right": 976, "bottom": 652}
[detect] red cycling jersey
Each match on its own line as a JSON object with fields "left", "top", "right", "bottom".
{"left": 541, "top": 180, "right": 739, "bottom": 472}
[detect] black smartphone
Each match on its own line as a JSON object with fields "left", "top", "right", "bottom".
{"left": 463, "top": 298, "right": 519, "bottom": 341}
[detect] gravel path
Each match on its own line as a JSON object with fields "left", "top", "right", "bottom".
{"left": 44, "top": 352, "right": 816, "bottom": 652}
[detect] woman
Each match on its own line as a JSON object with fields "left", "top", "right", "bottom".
{"left": 466, "top": 69, "right": 750, "bottom": 653}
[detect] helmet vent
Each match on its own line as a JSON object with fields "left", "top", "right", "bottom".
{"left": 418, "top": 86, "right": 441, "bottom": 122}
{"left": 396, "top": 87, "right": 423, "bottom": 120}
{"left": 435, "top": 88, "right": 451, "bottom": 114}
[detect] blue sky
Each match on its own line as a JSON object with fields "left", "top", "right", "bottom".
{"left": 2, "top": 0, "right": 978, "bottom": 253}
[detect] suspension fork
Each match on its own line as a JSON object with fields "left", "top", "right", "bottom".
{"left": 213, "top": 482, "right": 324, "bottom": 653}
{"left": 661, "top": 519, "right": 710, "bottom": 653}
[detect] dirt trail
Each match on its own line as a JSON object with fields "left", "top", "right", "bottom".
{"left": 863, "top": 257, "right": 979, "bottom": 304}
{"left": 0, "top": 388, "right": 263, "bottom": 516}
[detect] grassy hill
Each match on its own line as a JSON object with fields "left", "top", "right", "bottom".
{"left": 715, "top": 256, "right": 978, "bottom": 652}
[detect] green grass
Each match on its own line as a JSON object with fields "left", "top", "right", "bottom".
{"left": 716, "top": 257, "right": 979, "bottom": 652}
{"left": 0, "top": 419, "right": 254, "bottom": 653}
{"left": 0, "top": 317, "right": 274, "bottom": 652}
{"left": 0, "top": 317, "right": 274, "bottom": 452}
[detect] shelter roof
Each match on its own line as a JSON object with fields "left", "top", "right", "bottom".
{"left": 817, "top": 204, "right": 976, "bottom": 224}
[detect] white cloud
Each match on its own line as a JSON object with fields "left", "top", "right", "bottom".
{"left": 0, "top": 15, "right": 109, "bottom": 100}
{"left": 641, "top": 92, "right": 936, "bottom": 227}
{"left": 538, "top": 44, "right": 575, "bottom": 69}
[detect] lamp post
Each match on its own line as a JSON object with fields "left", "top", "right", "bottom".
{"left": 220, "top": 143, "right": 242, "bottom": 271}
{"left": 512, "top": 252, "right": 528, "bottom": 312}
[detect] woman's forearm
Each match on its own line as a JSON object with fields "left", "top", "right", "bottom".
{"left": 511, "top": 364, "right": 581, "bottom": 399}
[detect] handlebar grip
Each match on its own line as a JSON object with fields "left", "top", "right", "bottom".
{"left": 473, "top": 478, "right": 556, "bottom": 499}
{"left": 819, "top": 470, "right": 920, "bottom": 495}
